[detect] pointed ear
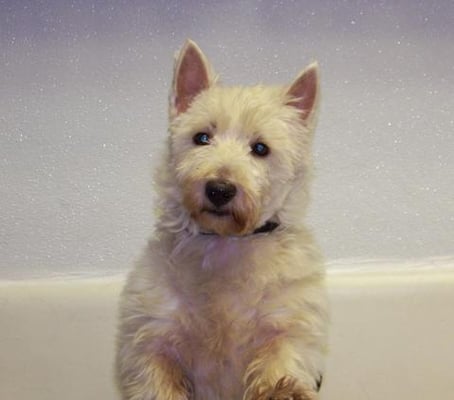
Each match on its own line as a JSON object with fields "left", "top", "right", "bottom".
{"left": 286, "top": 62, "right": 319, "bottom": 121}
{"left": 171, "top": 39, "right": 213, "bottom": 116}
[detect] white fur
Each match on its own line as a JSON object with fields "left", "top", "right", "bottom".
{"left": 116, "top": 40, "right": 328, "bottom": 400}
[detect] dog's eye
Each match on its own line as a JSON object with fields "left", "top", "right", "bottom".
{"left": 251, "top": 142, "right": 270, "bottom": 157}
{"left": 193, "top": 132, "right": 211, "bottom": 146}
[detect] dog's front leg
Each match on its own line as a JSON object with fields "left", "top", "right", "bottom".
{"left": 117, "top": 340, "right": 193, "bottom": 400}
{"left": 243, "top": 337, "right": 319, "bottom": 400}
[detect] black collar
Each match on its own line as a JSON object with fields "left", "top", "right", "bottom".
{"left": 252, "top": 220, "right": 280, "bottom": 234}
{"left": 200, "top": 221, "right": 279, "bottom": 237}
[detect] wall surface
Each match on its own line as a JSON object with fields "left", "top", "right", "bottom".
{"left": 1, "top": 0, "right": 453, "bottom": 279}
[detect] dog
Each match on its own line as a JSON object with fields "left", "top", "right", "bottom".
{"left": 116, "top": 39, "right": 329, "bottom": 400}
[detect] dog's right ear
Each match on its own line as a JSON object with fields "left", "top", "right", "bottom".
{"left": 170, "top": 39, "right": 214, "bottom": 117}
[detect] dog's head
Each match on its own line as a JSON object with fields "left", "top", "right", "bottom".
{"left": 163, "top": 40, "right": 319, "bottom": 236}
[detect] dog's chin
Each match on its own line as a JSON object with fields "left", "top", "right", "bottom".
{"left": 195, "top": 208, "right": 255, "bottom": 236}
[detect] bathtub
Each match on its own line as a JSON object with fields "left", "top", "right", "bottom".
{"left": 1, "top": 257, "right": 453, "bottom": 400}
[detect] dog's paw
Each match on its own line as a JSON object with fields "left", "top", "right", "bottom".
{"left": 253, "top": 376, "right": 316, "bottom": 400}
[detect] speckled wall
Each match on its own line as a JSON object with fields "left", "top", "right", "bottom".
{"left": 1, "top": 1, "right": 453, "bottom": 278}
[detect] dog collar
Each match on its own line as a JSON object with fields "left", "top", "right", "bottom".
{"left": 199, "top": 220, "right": 280, "bottom": 237}
{"left": 252, "top": 220, "right": 280, "bottom": 234}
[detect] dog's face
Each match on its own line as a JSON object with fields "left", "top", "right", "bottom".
{"left": 167, "top": 40, "right": 319, "bottom": 236}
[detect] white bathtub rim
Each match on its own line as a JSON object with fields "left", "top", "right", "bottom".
{"left": 1, "top": 255, "right": 453, "bottom": 284}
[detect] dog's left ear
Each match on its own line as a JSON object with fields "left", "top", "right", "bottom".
{"left": 286, "top": 63, "right": 319, "bottom": 122}
{"left": 170, "top": 39, "right": 214, "bottom": 117}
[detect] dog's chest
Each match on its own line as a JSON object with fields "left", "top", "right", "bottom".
{"left": 171, "top": 238, "right": 269, "bottom": 397}
{"left": 177, "top": 283, "right": 261, "bottom": 398}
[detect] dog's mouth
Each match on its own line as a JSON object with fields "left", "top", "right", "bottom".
{"left": 186, "top": 187, "right": 259, "bottom": 236}
{"left": 197, "top": 207, "right": 240, "bottom": 235}
{"left": 202, "top": 208, "right": 232, "bottom": 217}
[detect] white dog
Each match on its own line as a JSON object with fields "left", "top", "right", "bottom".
{"left": 116, "top": 40, "right": 328, "bottom": 400}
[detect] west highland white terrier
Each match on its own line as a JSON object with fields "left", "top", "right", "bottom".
{"left": 116, "top": 40, "right": 328, "bottom": 400}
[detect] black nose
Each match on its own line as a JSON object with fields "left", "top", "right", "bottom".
{"left": 205, "top": 180, "right": 237, "bottom": 207}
